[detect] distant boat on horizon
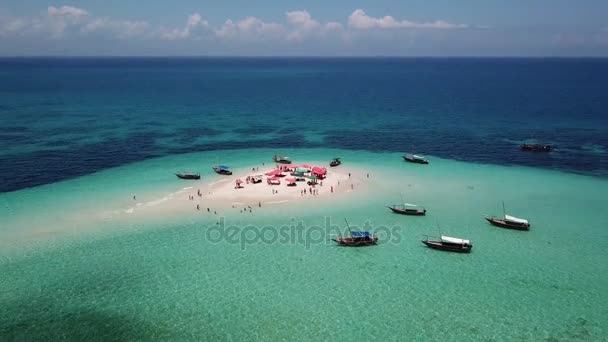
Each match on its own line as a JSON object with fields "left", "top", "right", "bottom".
{"left": 520, "top": 143, "right": 552, "bottom": 152}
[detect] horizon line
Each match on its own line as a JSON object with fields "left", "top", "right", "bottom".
{"left": 1, "top": 55, "right": 607, "bottom": 59}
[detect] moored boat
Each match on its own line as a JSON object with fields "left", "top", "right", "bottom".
{"left": 332, "top": 219, "right": 378, "bottom": 247}
{"left": 520, "top": 144, "right": 552, "bottom": 152}
{"left": 329, "top": 158, "right": 341, "bottom": 167}
{"left": 333, "top": 231, "right": 378, "bottom": 247}
{"left": 422, "top": 235, "right": 472, "bottom": 253}
{"left": 273, "top": 155, "right": 292, "bottom": 164}
{"left": 212, "top": 165, "right": 233, "bottom": 175}
{"left": 403, "top": 154, "right": 429, "bottom": 164}
{"left": 387, "top": 204, "right": 426, "bottom": 216}
{"left": 175, "top": 172, "right": 200, "bottom": 180}
{"left": 486, "top": 202, "right": 530, "bottom": 230}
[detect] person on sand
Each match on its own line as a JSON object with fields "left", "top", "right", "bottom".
{"left": 258, "top": 201, "right": 261, "bottom": 207}
{"left": 351, "top": 184, "right": 354, "bottom": 190}
{"left": 349, "top": 173, "right": 351, "bottom": 178}
{"left": 207, "top": 208, "right": 210, "bottom": 212}
{"left": 197, "top": 204, "right": 200, "bottom": 210}
{"left": 133, "top": 195, "right": 136, "bottom": 200}
{"left": 304, "top": 189, "right": 306, "bottom": 194}
{"left": 331, "top": 186, "right": 333, "bottom": 193}
{"left": 367, "top": 173, "right": 369, "bottom": 178}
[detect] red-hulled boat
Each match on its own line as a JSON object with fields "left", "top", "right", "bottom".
{"left": 422, "top": 235, "right": 472, "bottom": 253}
{"left": 333, "top": 231, "right": 378, "bottom": 246}
{"left": 332, "top": 219, "right": 378, "bottom": 247}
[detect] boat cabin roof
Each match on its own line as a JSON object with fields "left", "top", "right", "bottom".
{"left": 217, "top": 165, "right": 230, "bottom": 170}
{"left": 351, "top": 231, "right": 373, "bottom": 238}
{"left": 412, "top": 154, "right": 426, "bottom": 159}
{"left": 505, "top": 214, "right": 528, "bottom": 224}
{"left": 441, "top": 236, "right": 471, "bottom": 245}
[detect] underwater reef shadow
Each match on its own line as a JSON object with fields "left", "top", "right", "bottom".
{"left": 0, "top": 306, "right": 168, "bottom": 342}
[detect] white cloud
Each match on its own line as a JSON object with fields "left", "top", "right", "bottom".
{"left": 160, "top": 13, "right": 210, "bottom": 40}
{"left": 348, "top": 9, "right": 467, "bottom": 30}
{"left": 285, "top": 10, "right": 343, "bottom": 41}
{"left": 47, "top": 6, "right": 88, "bottom": 18}
{"left": 215, "top": 16, "right": 284, "bottom": 41}
{"left": 82, "top": 18, "right": 149, "bottom": 39}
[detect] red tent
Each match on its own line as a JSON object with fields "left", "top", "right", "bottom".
{"left": 285, "top": 177, "right": 296, "bottom": 183}
{"left": 265, "top": 169, "right": 283, "bottom": 176}
{"left": 311, "top": 166, "right": 327, "bottom": 176}
{"left": 300, "top": 164, "right": 312, "bottom": 170}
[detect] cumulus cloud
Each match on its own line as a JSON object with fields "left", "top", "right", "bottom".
{"left": 160, "top": 13, "right": 210, "bottom": 40}
{"left": 285, "top": 10, "right": 343, "bottom": 41}
{"left": 82, "top": 18, "right": 148, "bottom": 39}
{"left": 215, "top": 16, "right": 284, "bottom": 41}
{"left": 47, "top": 6, "right": 88, "bottom": 18}
{"left": 348, "top": 9, "right": 467, "bottom": 30}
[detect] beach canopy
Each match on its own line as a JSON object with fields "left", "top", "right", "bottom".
{"left": 285, "top": 177, "right": 296, "bottom": 183}
{"left": 295, "top": 168, "right": 309, "bottom": 173}
{"left": 268, "top": 176, "right": 280, "bottom": 181}
{"left": 265, "top": 169, "right": 283, "bottom": 176}
{"left": 505, "top": 215, "right": 529, "bottom": 225}
{"left": 351, "top": 232, "right": 373, "bottom": 238}
{"left": 311, "top": 166, "right": 327, "bottom": 175}
{"left": 441, "top": 236, "right": 471, "bottom": 245}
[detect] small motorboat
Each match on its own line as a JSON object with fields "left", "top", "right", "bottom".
{"left": 520, "top": 144, "right": 552, "bottom": 152}
{"left": 422, "top": 235, "right": 472, "bottom": 253}
{"left": 175, "top": 172, "right": 200, "bottom": 180}
{"left": 329, "top": 158, "right": 342, "bottom": 167}
{"left": 387, "top": 204, "right": 426, "bottom": 216}
{"left": 212, "top": 165, "right": 232, "bottom": 175}
{"left": 403, "top": 154, "right": 429, "bottom": 164}
{"left": 273, "top": 155, "right": 292, "bottom": 164}
{"left": 486, "top": 202, "right": 530, "bottom": 230}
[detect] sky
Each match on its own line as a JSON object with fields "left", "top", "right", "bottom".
{"left": 0, "top": 0, "right": 607, "bottom": 56}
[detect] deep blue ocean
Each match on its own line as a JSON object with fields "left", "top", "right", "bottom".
{"left": 1, "top": 57, "right": 607, "bottom": 192}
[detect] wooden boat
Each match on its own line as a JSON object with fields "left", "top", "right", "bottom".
{"left": 520, "top": 144, "right": 552, "bottom": 152}
{"left": 403, "top": 154, "right": 429, "bottom": 164}
{"left": 387, "top": 204, "right": 426, "bottom": 216}
{"left": 273, "top": 155, "right": 292, "bottom": 164}
{"left": 485, "top": 202, "right": 530, "bottom": 230}
{"left": 329, "top": 158, "right": 341, "bottom": 167}
{"left": 212, "top": 165, "right": 233, "bottom": 175}
{"left": 175, "top": 172, "right": 200, "bottom": 180}
{"left": 422, "top": 235, "right": 472, "bottom": 253}
{"left": 332, "top": 219, "right": 378, "bottom": 247}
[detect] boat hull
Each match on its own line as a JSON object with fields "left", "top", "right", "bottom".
{"left": 332, "top": 238, "right": 378, "bottom": 247}
{"left": 520, "top": 144, "right": 552, "bottom": 152}
{"left": 485, "top": 217, "right": 530, "bottom": 230}
{"left": 387, "top": 206, "right": 426, "bottom": 216}
{"left": 176, "top": 174, "right": 200, "bottom": 180}
{"left": 212, "top": 168, "right": 232, "bottom": 175}
{"left": 422, "top": 240, "right": 472, "bottom": 253}
{"left": 403, "top": 156, "right": 429, "bottom": 164}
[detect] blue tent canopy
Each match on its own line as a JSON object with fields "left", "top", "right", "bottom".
{"left": 217, "top": 165, "right": 231, "bottom": 170}
{"left": 351, "top": 231, "right": 372, "bottom": 238}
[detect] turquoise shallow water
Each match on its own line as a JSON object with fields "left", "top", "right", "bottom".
{"left": 1, "top": 148, "right": 608, "bottom": 341}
